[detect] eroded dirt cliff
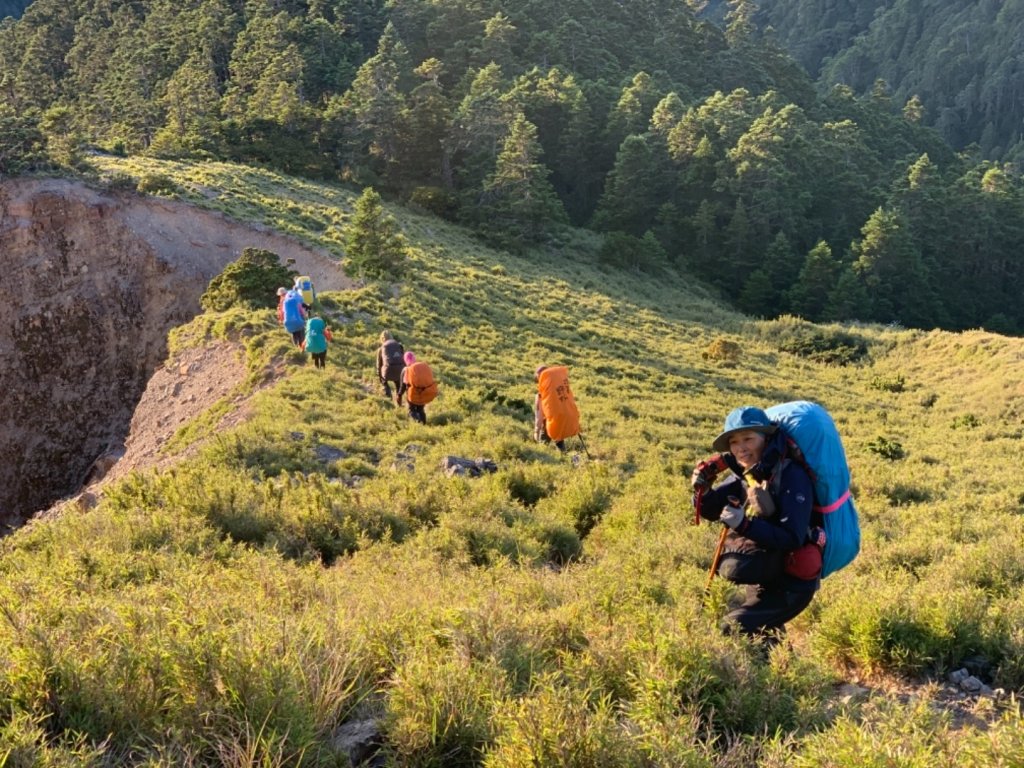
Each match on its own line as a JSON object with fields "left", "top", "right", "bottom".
{"left": 0, "top": 178, "right": 347, "bottom": 525}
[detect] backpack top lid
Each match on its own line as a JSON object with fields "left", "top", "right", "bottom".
{"left": 765, "top": 401, "right": 850, "bottom": 505}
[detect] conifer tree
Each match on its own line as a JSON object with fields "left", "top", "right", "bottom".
{"left": 476, "top": 112, "right": 566, "bottom": 247}
{"left": 788, "top": 240, "right": 840, "bottom": 320}
{"left": 446, "top": 62, "right": 513, "bottom": 197}
{"left": 592, "top": 134, "right": 662, "bottom": 236}
{"left": 331, "top": 21, "right": 410, "bottom": 180}
{"left": 344, "top": 187, "right": 408, "bottom": 280}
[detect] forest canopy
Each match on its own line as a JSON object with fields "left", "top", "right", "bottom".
{"left": 1, "top": 0, "right": 1022, "bottom": 334}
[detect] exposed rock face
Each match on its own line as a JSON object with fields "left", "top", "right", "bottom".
{"left": 0, "top": 178, "right": 347, "bottom": 525}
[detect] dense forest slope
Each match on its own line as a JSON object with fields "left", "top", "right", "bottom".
{"left": 723, "top": 0, "right": 1024, "bottom": 162}
{"left": 1, "top": 156, "right": 1022, "bottom": 764}
{"left": 3, "top": 0, "right": 1024, "bottom": 335}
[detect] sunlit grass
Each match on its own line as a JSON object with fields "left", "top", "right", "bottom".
{"left": 1, "top": 155, "right": 1019, "bottom": 764}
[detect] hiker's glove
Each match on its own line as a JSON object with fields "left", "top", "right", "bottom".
{"left": 746, "top": 485, "right": 775, "bottom": 518}
{"left": 691, "top": 454, "right": 725, "bottom": 489}
{"left": 720, "top": 504, "right": 745, "bottom": 530}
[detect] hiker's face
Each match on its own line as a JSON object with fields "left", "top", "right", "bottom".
{"left": 728, "top": 430, "right": 766, "bottom": 469}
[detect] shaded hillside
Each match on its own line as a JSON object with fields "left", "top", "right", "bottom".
{"left": 0, "top": 157, "right": 1020, "bottom": 764}
{"left": 712, "top": 0, "right": 1024, "bottom": 162}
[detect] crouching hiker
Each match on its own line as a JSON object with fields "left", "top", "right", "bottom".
{"left": 691, "top": 406, "right": 821, "bottom": 646}
{"left": 376, "top": 331, "right": 405, "bottom": 404}
{"left": 302, "top": 315, "right": 332, "bottom": 369}
{"left": 398, "top": 351, "right": 437, "bottom": 424}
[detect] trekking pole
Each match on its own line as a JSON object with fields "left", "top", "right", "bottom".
{"left": 704, "top": 526, "right": 729, "bottom": 597}
{"left": 577, "top": 432, "right": 592, "bottom": 460}
{"left": 700, "top": 492, "right": 738, "bottom": 600}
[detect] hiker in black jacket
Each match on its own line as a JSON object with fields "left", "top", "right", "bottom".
{"left": 692, "top": 406, "right": 822, "bottom": 644}
{"left": 376, "top": 331, "right": 406, "bottom": 405}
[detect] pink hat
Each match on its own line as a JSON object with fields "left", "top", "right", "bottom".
{"left": 404, "top": 351, "right": 416, "bottom": 365}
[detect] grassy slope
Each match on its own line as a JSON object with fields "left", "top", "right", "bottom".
{"left": 1, "top": 157, "right": 1021, "bottom": 765}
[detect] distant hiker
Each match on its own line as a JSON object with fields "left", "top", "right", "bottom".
{"left": 294, "top": 275, "right": 317, "bottom": 312}
{"left": 691, "top": 406, "right": 821, "bottom": 645}
{"left": 281, "top": 288, "right": 307, "bottom": 347}
{"left": 276, "top": 286, "right": 288, "bottom": 324}
{"left": 398, "top": 351, "right": 437, "bottom": 424}
{"left": 376, "top": 331, "right": 406, "bottom": 404}
{"left": 534, "top": 365, "right": 581, "bottom": 452}
{"left": 302, "top": 315, "right": 333, "bottom": 370}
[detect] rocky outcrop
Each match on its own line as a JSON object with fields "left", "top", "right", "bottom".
{"left": 0, "top": 178, "right": 347, "bottom": 525}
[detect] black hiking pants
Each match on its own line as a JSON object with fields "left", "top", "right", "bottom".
{"left": 383, "top": 373, "right": 403, "bottom": 404}
{"left": 291, "top": 329, "right": 304, "bottom": 347}
{"left": 312, "top": 352, "right": 326, "bottom": 369}
{"left": 408, "top": 403, "right": 426, "bottom": 424}
{"left": 723, "top": 583, "right": 815, "bottom": 644}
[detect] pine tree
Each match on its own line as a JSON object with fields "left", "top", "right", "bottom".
{"left": 476, "top": 112, "right": 566, "bottom": 247}
{"left": 847, "top": 207, "right": 941, "bottom": 327}
{"left": 591, "top": 134, "right": 662, "bottom": 236}
{"left": 446, "top": 62, "right": 513, "bottom": 197}
{"left": 344, "top": 187, "right": 408, "bottom": 280}
{"left": 737, "top": 268, "right": 775, "bottom": 317}
{"left": 329, "top": 21, "right": 410, "bottom": 181}
{"left": 788, "top": 240, "right": 840, "bottom": 320}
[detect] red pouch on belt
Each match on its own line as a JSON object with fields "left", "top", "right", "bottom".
{"left": 784, "top": 543, "right": 823, "bottom": 580}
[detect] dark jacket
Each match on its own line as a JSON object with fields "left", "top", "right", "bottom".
{"left": 700, "top": 459, "right": 819, "bottom": 593}
{"left": 377, "top": 340, "right": 405, "bottom": 382}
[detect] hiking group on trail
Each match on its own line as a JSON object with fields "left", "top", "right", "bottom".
{"left": 272, "top": 282, "right": 858, "bottom": 647}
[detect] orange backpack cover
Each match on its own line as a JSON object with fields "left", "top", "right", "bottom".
{"left": 405, "top": 362, "right": 437, "bottom": 405}
{"left": 537, "top": 366, "right": 580, "bottom": 441}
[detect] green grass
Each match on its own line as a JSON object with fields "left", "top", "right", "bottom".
{"left": 0, "top": 155, "right": 1019, "bottom": 764}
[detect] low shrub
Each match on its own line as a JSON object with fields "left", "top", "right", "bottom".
{"left": 870, "top": 373, "right": 905, "bottom": 392}
{"left": 702, "top": 338, "right": 741, "bottom": 364}
{"left": 200, "top": 247, "right": 296, "bottom": 312}
{"left": 136, "top": 172, "right": 179, "bottom": 195}
{"left": 951, "top": 413, "right": 980, "bottom": 429}
{"left": 866, "top": 436, "right": 905, "bottom": 460}
{"left": 762, "top": 317, "right": 870, "bottom": 365}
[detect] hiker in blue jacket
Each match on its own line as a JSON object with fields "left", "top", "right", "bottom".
{"left": 281, "top": 288, "right": 307, "bottom": 347}
{"left": 692, "top": 406, "right": 822, "bottom": 644}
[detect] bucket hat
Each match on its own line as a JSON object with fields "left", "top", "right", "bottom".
{"left": 712, "top": 406, "right": 777, "bottom": 453}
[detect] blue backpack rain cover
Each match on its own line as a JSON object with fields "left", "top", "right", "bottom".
{"left": 765, "top": 401, "right": 860, "bottom": 578}
{"left": 282, "top": 290, "right": 305, "bottom": 333}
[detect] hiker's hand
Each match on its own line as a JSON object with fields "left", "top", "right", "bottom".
{"left": 746, "top": 484, "right": 775, "bottom": 518}
{"left": 691, "top": 454, "right": 724, "bottom": 489}
{"left": 720, "top": 504, "right": 745, "bottom": 529}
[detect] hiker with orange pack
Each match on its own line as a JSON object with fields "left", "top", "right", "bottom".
{"left": 533, "top": 365, "right": 581, "bottom": 453}
{"left": 398, "top": 351, "right": 437, "bottom": 424}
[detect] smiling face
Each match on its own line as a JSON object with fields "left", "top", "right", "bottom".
{"left": 728, "top": 429, "right": 767, "bottom": 470}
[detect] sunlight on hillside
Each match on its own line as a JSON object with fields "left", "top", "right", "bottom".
{"left": 2, "top": 156, "right": 1021, "bottom": 765}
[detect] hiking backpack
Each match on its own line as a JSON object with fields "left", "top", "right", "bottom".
{"left": 295, "top": 276, "right": 315, "bottom": 306}
{"left": 765, "top": 401, "right": 860, "bottom": 578}
{"left": 282, "top": 291, "right": 305, "bottom": 332}
{"left": 304, "top": 317, "right": 328, "bottom": 354}
{"left": 405, "top": 362, "right": 437, "bottom": 405}
{"left": 537, "top": 366, "right": 581, "bottom": 442}
{"left": 381, "top": 339, "right": 405, "bottom": 380}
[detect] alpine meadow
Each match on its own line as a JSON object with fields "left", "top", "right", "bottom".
{"left": 1, "top": 0, "right": 1024, "bottom": 766}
